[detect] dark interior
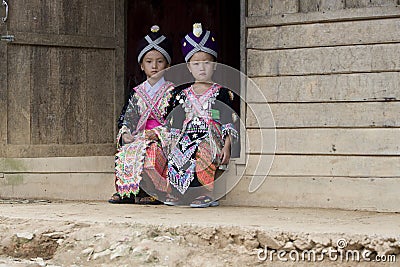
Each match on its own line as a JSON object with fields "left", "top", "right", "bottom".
{"left": 126, "top": 0, "right": 241, "bottom": 98}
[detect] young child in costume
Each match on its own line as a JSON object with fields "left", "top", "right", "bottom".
{"left": 167, "top": 23, "right": 238, "bottom": 208}
{"left": 109, "top": 25, "right": 175, "bottom": 204}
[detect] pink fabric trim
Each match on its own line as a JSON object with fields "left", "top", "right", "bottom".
{"left": 145, "top": 119, "right": 161, "bottom": 130}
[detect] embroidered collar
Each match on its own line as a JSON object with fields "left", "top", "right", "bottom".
{"left": 184, "top": 83, "right": 221, "bottom": 121}
{"left": 144, "top": 77, "right": 166, "bottom": 99}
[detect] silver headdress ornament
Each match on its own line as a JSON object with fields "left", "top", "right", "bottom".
{"left": 151, "top": 25, "right": 159, "bottom": 33}
{"left": 193, "top": 23, "right": 202, "bottom": 37}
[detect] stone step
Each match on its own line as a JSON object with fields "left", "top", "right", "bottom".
{"left": 0, "top": 201, "right": 398, "bottom": 266}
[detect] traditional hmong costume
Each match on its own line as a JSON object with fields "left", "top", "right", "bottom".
{"left": 167, "top": 23, "right": 238, "bottom": 195}
{"left": 114, "top": 26, "right": 174, "bottom": 198}
{"left": 168, "top": 85, "right": 238, "bottom": 194}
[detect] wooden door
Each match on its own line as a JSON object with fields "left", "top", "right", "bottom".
{"left": 0, "top": 3, "right": 7, "bottom": 153}
{"left": 0, "top": 0, "right": 125, "bottom": 158}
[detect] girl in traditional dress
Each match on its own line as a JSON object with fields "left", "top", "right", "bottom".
{"left": 109, "top": 25, "right": 175, "bottom": 204}
{"left": 166, "top": 23, "right": 238, "bottom": 208}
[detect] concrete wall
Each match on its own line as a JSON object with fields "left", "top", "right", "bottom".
{"left": 224, "top": 1, "right": 400, "bottom": 211}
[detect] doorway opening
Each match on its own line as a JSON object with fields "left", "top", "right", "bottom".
{"left": 125, "top": 0, "right": 242, "bottom": 159}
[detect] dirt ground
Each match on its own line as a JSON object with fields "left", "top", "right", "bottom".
{"left": 0, "top": 200, "right": 399, "bottom": 266}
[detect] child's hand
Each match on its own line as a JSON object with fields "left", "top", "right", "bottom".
{"left": 220, "top": 145, "right": 231, "bottom": 165}
{"left": 220, "top": 135, "right": 232, "bottom": 165}
{"left": 122, "top": 133, "right": 135, "bottom": 144}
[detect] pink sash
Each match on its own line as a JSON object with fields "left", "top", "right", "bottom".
{"left": 145, "top": 119, "right": 161, "bottom": 130}
{"left": 133, "top": 81, "right": 173, "bottom": 132}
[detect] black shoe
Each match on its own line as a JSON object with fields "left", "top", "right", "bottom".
{"left": 108, "top": 193, "right": 135, "bottom": 204}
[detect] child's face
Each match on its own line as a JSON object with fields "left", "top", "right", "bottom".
{"left": 141, "top": 50, "right": 169, "bottom": 79}
{"left": 187, "top": 52, "right": 216, "bottom": 83}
